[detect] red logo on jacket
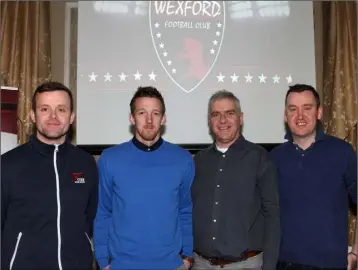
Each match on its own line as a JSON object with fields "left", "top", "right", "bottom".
{"left": 72, "top": 172, "right": 85, "bottom": 184}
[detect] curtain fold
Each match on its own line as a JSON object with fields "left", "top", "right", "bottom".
{"left": 1, "top": 1, "right": 51, "bottom": 144}
{"left": 321, "top": 1, "right": 357, "bottom": 246}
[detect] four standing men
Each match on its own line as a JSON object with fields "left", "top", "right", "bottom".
{"left": 1, "top": 82, "right": 357, "bottom": 270}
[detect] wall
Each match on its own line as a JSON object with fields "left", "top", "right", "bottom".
{"left": 50, "top": 1, "right": 78, "bottom": 143}
{"left": 50, "top": 2, "right": 66, "bottom": 84}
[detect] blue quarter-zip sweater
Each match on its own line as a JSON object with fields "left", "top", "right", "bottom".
{"left": 94, "top": 139, "right": 195, "bottom": 270}
{"left": 270, "top": 128, "right": 357, "bottom": 268}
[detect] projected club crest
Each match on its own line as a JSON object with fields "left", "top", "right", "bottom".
{"left": 149, "top": 1, "right": 225, "bottom": 93}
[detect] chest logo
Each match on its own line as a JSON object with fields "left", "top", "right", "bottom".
{"left": 72, "top": 172, "right": 85, "bottom": 184}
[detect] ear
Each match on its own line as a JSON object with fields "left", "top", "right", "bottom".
{"left": 161, "top": 114, "right": 166, "bottom": 126}
{"left": 239, "top": 112, "right": 244, "bottom": 126}
{"left": 129, "top": 113, "right": 135, "bottom": 125}
{"left": 70, "top": 111, "right": 75, "bottom": 124}
{"left": 284, "top": 108, "right": 288, "bottom": 123}
{"left": 30, "top": 109, "right": 36, "bottom": 123}
{"left": 317, "top": 106, "right": 323, "bottom": 120}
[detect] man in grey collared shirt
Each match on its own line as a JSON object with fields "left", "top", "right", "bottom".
{"left": 191, "top": 90, "right": 280, "bottom": 270}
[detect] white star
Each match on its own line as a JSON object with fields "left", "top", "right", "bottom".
{"left": 244, "top": 73, "right": 253, "bottom": 83}
{"left": 149, "top": 71, "right": 157, "bottom": 81}
{"left": 154, "top": 22, "right": 160, "bottom": 28}
{"left": 210, "top": 49, "right": 215, "bottom": 54}
{"left": 258, "top": 73, "right": 267, "bottom": 83}
{"left": 88, "top": 72, "right": 97, "bottom": 82}
{"left": 172, "top": 68, "right": 176, "bottom": 74}
{"left": 286, "top": 74, "right": 292, "bottom": 84}
{"left": 156, "top": 32, "right": 161, "bottom": 38}
{"left": 104, "top": 72, "right": 112, "bottom": 82}
{"left": 159, "top": 43, "right": 164, "bottom": 48}
{"left": 217, "top": 22, "right": 222, "bottom": 28}
{"left": 216, "top": 73, "right": 225, "bottom": 82}
{"left": 118, "top": 72, "right": 127, "bottom": 82}
{"left": 230, "top": 73, "right": 239, "bottom": 83}
{"left": 167, "top": 60, "right": 172, "bottom": 66}
{"left": 213, "top": 40, "right": 218, "bottom": 46}
{"left": 273, "top": 74, "right": 280, "bottom": 84}
{"left": 163, "top": 51, "right": 168, "bottom": 57}
{"left": 216, "top": 31, "right": 221, "bottom": 36}
{"left": 133, "top": 70, "right": 142, "bottom": 81}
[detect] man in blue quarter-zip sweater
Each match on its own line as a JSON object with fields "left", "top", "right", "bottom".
{"left": 94, "top": 86, "right": 195, "bottom": 270}
{"left": 1, "top": 82, "right": 98, "bottom": 270}
{"left": 271, "top": 84, "right": 357, "bottom": 270}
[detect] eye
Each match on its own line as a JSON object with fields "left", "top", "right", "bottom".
{"left": 40, "top": 107, "right": 48, "bottom": 112}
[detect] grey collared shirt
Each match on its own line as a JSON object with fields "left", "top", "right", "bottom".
{"left": 192, "top": 136, "right": 280, "bottom": 270}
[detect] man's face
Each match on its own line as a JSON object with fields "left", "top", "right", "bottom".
{"left": 130, "top": 97, "right": 166, "bottom": 144}
{"left": 30, "top": 90, "right": 75, "bottom": 144}
{"left": 209, "top": 98, "right": 243, "bottom": 148}
{"left": 285, "top": 90, "right": 322, "bottom": 139}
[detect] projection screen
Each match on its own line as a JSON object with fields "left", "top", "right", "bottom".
{"left": 76, "top": 1, "right": 316, "bottom": 146}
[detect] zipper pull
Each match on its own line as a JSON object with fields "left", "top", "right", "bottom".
{"left": 54, "top": 144, "right": 59, "bottom": 152}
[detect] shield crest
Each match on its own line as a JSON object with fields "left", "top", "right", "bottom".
{"left": 149, "top": 1, "right": 226, "bottom": 93}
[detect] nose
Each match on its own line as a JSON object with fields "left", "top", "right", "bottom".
{"left": 219, "top": 114, "right": 227, "bottom": 123}
{"left": 146, "top": 114, "right": 153, "bottom": 123}
{"left": 297, "top": 109, "right": 303, "bottom": 119}
{"left": 50, "top": 109, "right": 57, "bottom": 119}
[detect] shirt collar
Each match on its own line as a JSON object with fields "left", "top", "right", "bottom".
{"left": 284, "top": 121, "right": 326, "bottom": 142}
{"left": 213, "top": 134, "right": 247, "bottom": 153}
{"left": 29, "top": 135, "right": 69, "bottom": 157}
{"left": 132, "top": 136, "right": 163, "bottom": 152}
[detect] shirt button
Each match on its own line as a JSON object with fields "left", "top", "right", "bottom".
{"left": 217, "top": 185, "right": 220, "bottom": 188}
{"left": 215, "top": 202, "right": 219, "bottom": 205}
{"left": 219, "top": 169, "right": 223, "bottom": 171}
{"left": 302, "top": 154, "right": 304, "bottom": 156}
{"left": 213, "top": 219, "right": 216, "bottom": 222}
{"left": 222, "top": 154, "right": 226, "bottom": 158}
{"left": 212, "top": 237, "right": 216, "bottom": 240}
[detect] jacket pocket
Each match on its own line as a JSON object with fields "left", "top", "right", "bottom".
{"left": 85, "top": 232, "right": 93, "bottom": 251}
{"left": 9, "top": 232, "right": 23, "bottom": 270}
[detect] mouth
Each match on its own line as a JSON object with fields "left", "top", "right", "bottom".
{"left": 47, "top": 122, "right": 60, "bottom": 126}
{"left": 218, "top": 126, "right": 230, "bottom": 131}
{"left": 296, "top": 122, "right": 307, "bottom": 128}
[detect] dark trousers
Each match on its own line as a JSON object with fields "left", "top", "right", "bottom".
{"left": 276, "top": 260, "right": 346, "bottom": 270}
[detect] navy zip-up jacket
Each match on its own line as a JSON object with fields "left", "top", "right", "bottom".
{"left": 1, "top": 136, "right": 99, "bottom": 270}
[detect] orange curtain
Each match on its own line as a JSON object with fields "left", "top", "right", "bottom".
{"left": 321, "top": 1, "right": 357, "bottom": 246}
{"left": 1, "top": 1, "right": 51, "bottom": 144}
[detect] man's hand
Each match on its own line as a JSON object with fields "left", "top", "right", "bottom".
{"left": 348, "top": 252, "right": 357, "bottom": 270}
{"left": 181, "top": 256, "right": 194, "bottom": 269}
{"left": 183, "top": 259, "right": 191, "bottom": 269}
{"left": 103, "top": 265, "right": 110, "bottom": 270}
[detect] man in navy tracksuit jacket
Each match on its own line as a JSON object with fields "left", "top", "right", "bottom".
{"left": 1, "top": 82, "right": 98, "bottom": 270}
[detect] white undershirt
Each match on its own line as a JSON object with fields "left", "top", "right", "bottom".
{"left": 216, "top": 146, "right": 228, "bottom": 153}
